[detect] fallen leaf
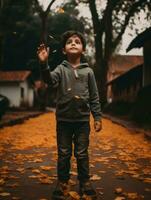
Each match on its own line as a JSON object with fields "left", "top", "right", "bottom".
{"left": 32, "top": 169, "right": 41, "bottom": 174}
{"left": 90, "top": 174, "right": 101, "bottom": 181}
{"left": 145, "top": 188, "right": 151, "bottom": 192}
{"left": 114, "top": 197, "right": 126, "bottom": 200}
{"left": 143, "top": 178, "right": 151, "bottom": 183}
{"left": 16, "top": 168, "right": 25, "bottom": 173}
{"left": 126, "top": 192, "right": 139, "bottom": 199}
{"left": 30, "top": 158, "right": 43, "bottom": 163}
{"left": 99, "top": 170, "right": 106, "bottom": 174}
{"left": 0, "top": 179, "right": 5, "bottom": 186}
{"left": 39, "top": 177, "right": 53, "bottom": 184}
{"left": 40, "top": 166, "right": 55, "bottom": 171}
{"left": 28, "top": 175, "right": 38, "bottom": 179}
{"left": 115, "top": 187, "right": 123, "bottom": 194}
{"left": 69, "top": 191, "right": 80, "bottom": 199}
{"left": 0, "top": 192, "right": 11, "bottom": 196}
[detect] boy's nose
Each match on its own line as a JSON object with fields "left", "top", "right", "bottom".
{"left": 71, "top": 41, "right": 76, "bottom": 45}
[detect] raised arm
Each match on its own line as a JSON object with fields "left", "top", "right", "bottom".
{"left": 37, "top": 44, "right": 61, "bottom": 86}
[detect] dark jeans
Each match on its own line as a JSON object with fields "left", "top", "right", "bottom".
{"left": 56, "top": 121, "right": 90, "bottom": 182}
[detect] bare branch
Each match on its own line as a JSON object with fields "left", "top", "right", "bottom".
{"left": 46, "top": 0, "right": 57, "bottom": 14}
{"left": 88, "top": 0, "right": 102, "bottom": 34}
{"left": 112, "top": 0, "right": 149, "bottom": 50}
{"left": 34, "top": 0, "right": 43, "bottom": 14}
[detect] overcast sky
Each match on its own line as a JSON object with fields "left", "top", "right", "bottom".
{"left": 38, "top": 0, "right": 150, "bottom": 56}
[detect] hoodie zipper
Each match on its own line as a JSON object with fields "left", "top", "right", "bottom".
{"left": 73, "top": 69, "right": 79, "bottom": 79}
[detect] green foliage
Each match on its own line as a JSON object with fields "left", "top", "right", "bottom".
{"left": 0, "top": 0, "right": 40, "bottom": 69}
{"left": 0, "top": 0, "right": 85, "bottom": 76}
{"left": 62, "top": 0, "right": 79, "bottom": 16}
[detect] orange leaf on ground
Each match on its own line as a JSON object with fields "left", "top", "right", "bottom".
{"left": 90, "top": 174, "right": 101, "bottom": 181}
{"left": 115, "top": 187, "right": 123, "bottom": 194}
{"left": 40, "top": 166, "right": 55, "bottom": 171}
{"left": 69, "top": 191, "right": 80, "bottom": 199}
{"left": 0, "top": 192, "right": 11, "bottom": 196}
{"left": 0, "top": 179, "right": 5, "bottom": 186}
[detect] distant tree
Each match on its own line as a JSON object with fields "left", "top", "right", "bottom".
{"left": 0, "top": 0, "right": 85, "bottom": 72}
{"left": 34, "top": 0, "right": 56, "bottom": 45}
{"left": 33, "top": 0, "right": 86, "bottom": 70}
{"left": 0, "top": 0, "right": 40, "bottom": 69}
{"left": 76, "top": 0, "right": 151, "bottom": 104}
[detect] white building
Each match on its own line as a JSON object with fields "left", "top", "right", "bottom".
{"left": 0, "top": 71, "right": 34, "bottom": 108}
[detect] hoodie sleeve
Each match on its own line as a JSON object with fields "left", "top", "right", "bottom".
{"left": 40, "top": 62, "right": 61, "bottom": 87}
{"left": 88, "top": 69, "right": 102, "bottom": 121}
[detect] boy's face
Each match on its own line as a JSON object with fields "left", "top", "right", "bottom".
{"left": 63, "top": 34, "right": 84, "bottom": 57}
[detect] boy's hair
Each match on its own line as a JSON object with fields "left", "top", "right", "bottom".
{"left": 61, "top": 30, "right": 86, "bottom": 50}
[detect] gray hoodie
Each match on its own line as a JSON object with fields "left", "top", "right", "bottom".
{"left": 41, "top": 60, "right": 101, "bottom": 122}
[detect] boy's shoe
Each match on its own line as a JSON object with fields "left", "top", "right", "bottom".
{"left": 52, "top": 180, "right": 69, "bottom": 200}
{"left": 79, "top": 181, "right": 97, "bottom": 198}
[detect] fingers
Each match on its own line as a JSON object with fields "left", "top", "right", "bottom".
{"left": 37, "top": 43, "right": 47, "bottom": 55}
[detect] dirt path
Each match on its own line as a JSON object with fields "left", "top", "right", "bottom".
{"left": 0, "top": 112, "right": 151, "bottom": 200}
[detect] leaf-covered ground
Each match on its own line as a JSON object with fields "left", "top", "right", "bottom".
{"left": 0, "top": 112, "right": 151, "bottom": 200}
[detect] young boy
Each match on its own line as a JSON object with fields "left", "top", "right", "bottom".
{"left": 37, "top": 30, "right": 102, "bottom": 199}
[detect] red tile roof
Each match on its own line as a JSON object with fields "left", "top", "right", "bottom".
{"left": 0, "top": 71, "right": 31, "bottom": 82}
{"left": 109, "top": 55, "right": 143, "bottom": 72}
{"left": 108, "top": 55, "right": 143, "bottom": 81}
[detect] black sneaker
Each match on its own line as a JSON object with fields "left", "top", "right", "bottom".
{"left": 79, "top": 181, "right": 97, "bottom": 198}
{"left": 52, "top": 181, "right": 69, "bottom": 200}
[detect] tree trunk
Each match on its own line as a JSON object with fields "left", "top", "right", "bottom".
{"left": 95, "top": 56, "right": 108, "bottom": 106}
{"left": 40, "top": 13, "right": 48, "bottom": 45}
{"left": 88, "top": 0, "right": 112, "bottom": 106}
{"left": 93, "top": 31, "right": 107, "bottom": 106}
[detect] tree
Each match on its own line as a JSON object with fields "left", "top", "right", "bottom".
{"left": 34, "top": 0, "right": 57, "bottom": 45}
{"left": 76, "top": 0, "right": 151, "bottom": 105}
{"left": 0, "top": 0, "right": 85, "bottom": 72}
{"left": 33, "top": 0, "right": 85, "bottom": 71}
{"left": 0, "top": 0, "right": 39, "bottom": 69}
{"left": 0, "top": 0, "right": 57, "bottom": 70}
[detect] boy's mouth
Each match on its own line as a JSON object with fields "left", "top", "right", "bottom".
{"left": 70, "top": 47, "right": 78, "bottom": 50}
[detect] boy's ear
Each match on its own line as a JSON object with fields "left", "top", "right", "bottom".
{"left": 62, "top": 48, "right": 66, "bottom": 55}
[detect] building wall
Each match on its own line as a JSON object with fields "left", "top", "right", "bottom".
{"left": 108, "top": 65, "right": 143, "bottom": 103}
{"left": 0, "top": 82, "right": 20, "bottom": 107}
{"left": 28, "top": 88, "right": 34, "bottom": 107}
{"left": 0, "top": 81, "right": 34, "bottom": 107}
{"left": 20, "top": 81, "right": 33, "bottom": 107}
{"left": 107, "top": 55, "right": 143, "bottom": 102}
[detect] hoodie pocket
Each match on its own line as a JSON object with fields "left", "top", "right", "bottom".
{"left": 74, "top": 96, "right": 90, "bottom": 113}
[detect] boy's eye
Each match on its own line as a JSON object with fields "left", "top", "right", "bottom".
{"left": 66, "top": 39, "right": 72, "bottom": 44}
{"left": 75, "top": 39, "right": 81, "bottom": 44}
{"left": 66, "top": 39, "right": 81, "bottom": 45}
{"left": 66, "top": 40, "right": 72, "bottom": 44}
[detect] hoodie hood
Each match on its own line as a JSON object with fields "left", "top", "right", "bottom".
{"left": 61, "top": 60, "right": 89, "bottom": 69}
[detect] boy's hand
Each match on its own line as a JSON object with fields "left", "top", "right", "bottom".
{"left": 37, "top": 44, "right": 49, "bottom": 62}
{"left": 94, "top": 120, "right": 102, "bottom": 132}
